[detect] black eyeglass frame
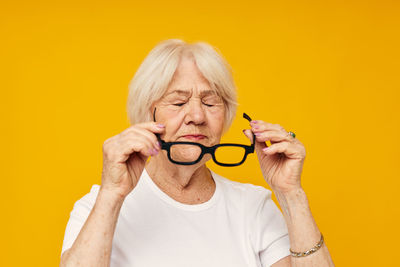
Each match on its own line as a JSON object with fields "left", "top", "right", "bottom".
{"left": 153, "top": 108, "right": 255, "bottom": 167}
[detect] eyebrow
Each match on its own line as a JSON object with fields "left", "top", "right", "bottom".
{"left": 165, "top": 89, "right": 219, "bottom": 98}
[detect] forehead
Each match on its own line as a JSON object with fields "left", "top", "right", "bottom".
{"left": 172, "top": 54, "right": 205, "bottom": 81}
{"left": 163, "top": 64, "right": 221, "bottom": 97}
{"left": 164, "top": 56, "right": 217, "bottom": 95}
{"left": 163, "top": 89, "right": 218, "bottom": 98}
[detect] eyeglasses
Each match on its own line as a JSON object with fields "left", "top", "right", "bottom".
{"left": 153, "top": 108, "right": 255, "bottom": 167}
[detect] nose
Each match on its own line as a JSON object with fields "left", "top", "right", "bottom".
{"left": 184, "top": 99, "right": 206, "bottom": 126}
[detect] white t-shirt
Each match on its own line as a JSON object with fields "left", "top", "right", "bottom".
{"left": 61, "top": 169, "right": 290, "bottom": 267}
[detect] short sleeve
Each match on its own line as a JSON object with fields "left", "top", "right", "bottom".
{"left": 60, "top": 185, "right": 100, "bottom": 257}
{"left": 248, "top": 187, "right": 291, "bottom": 267}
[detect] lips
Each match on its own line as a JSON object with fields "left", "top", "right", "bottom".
{"left": 181, "top": 134, "right": 207, "bottom": 141}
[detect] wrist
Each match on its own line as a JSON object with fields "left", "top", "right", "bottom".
{"left": 273, "top": 187, "right": 310, "bottom": 221}
{"left": 273, "top": 186, "right": 306, "bottom": 200}
{"left": 274, "top": 187, "right": 321, "bottom": 250}
{"left": 98, "top": 186, "right": 127, "bottom": 206}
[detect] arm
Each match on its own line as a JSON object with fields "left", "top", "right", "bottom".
{"left": 272, "top": 188, "right": 334, "bottom": 267}
{"left": 60, "top": 121, "right": 165, "bottom": 266}
{"left": 60, "top": 189, "right": 124, "bottom": 267}
{"left": 244, "top": 120, "right": 334, "bottom": 267}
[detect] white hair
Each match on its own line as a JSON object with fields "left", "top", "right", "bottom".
{"left": 127, "top": 39, "right": 238, "bottom": 133}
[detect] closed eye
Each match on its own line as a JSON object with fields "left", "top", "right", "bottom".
{"left": 203, "top": 103, "right": 214, "bottom": 107}
{"left": 173, "top": 102, "right": 215, "bottom": 107}
{"left": 173, "top": 103, "right": 186, "bottom": 106}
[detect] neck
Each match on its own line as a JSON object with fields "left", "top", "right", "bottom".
{"left": 145, "top": 154, "right": 215, "bottom": 203}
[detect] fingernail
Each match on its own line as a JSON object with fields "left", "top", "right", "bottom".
{"left": 252, "top": 125, "right": 259, "bottom": 129}
{"left": 153, "top": 148, "right": 159, "bottom": 155}
{"left": 157, "top": 123, "right": 165, "bottom": 128}
{"left": 250, "top": 120, "right": 258, "bottom": 124}
{"left": 155, "top": 141, "right": 161, "bottom": 148}
{"left": 262, "top": 147, "right": 269, "bottom": 152}
{"left": 254, "top": 132, "right": 261, "bottom": 136}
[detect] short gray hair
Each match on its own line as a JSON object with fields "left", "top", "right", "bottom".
{"left": 127, "top": 39, "right": 238, "bottom": 133}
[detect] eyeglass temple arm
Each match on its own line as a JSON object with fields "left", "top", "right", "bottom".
{"left": 153, "top": 108, "right": 164, "bottom": 144}
{"left": 243, "top": 113, "right": 251, "bottom": 122}
{"left": 243, "top": 113, "right": 256, "bottom": 150}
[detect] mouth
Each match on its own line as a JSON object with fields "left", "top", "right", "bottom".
{"left": 180, "top": 134, "right": 207, "bottom": 141}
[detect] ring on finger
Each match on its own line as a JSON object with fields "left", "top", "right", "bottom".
{"left": 287, "top": 131, "right": 296, "bottom": 139}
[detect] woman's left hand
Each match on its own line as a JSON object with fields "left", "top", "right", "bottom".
{"left": 243, "top": 120, "right": 306, "bottom": 194}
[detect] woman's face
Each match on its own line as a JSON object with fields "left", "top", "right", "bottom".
{"left": 153, "top": 56, "right": 226, "bottom": 163}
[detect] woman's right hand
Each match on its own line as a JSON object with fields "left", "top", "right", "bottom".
{"left": 100, "top": 122, "right": 165, "bottom": 199}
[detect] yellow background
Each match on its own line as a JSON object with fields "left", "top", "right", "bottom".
{"left": 1, "top": 0, "right": 399, "bottom": 266}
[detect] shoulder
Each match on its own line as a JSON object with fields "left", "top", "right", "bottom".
{"left": 71, "top": 184, "right": 101, "bottom": 211}
{"left": 61, "top": 184, "right": 101, "bottom": 256}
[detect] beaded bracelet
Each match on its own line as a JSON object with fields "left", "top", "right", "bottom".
{"left": 289, "top": 234, "right": 324, "bottom": 257}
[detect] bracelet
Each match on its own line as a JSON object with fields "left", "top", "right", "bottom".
{"left": 289, "top": 233, "right": 324, "bottom": 257}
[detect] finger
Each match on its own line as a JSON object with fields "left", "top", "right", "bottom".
{"left": 122, "top": 122, "right": 166, "bottom": 136}
{"left": 129, "top": 127, "right": 162, "bottom": 151}
{"left": 250, "top": 120, "right": 285, "bottom": 133}
{"left": 243, "top": 129, "right": 268, "bottom": 151}
{"left": 253, "top": 130, "right": 293, "bottom": 143}
{"left": 136, "top": 121, "right": 166, "bottom": 132}
{"left": 121, "top": 125, "right": 164, "bottom": 149}
{"left": 119, "top": 133, "right": 159, "bottom": 157}
{"left": 242, "top": 129, "right": 254, "bottom": 144}
{"left": 103, "top": 137, "right": 147, "bottom": 164}
{"left": 261, "top": 141, "right": 305, "bottom": 159}
{"left": 117, "top": 135, "right": 157, "bottom": 161}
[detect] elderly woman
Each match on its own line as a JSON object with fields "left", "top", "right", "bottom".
{"left": 60, "top": 39, "right": 334, "bottom": 267}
